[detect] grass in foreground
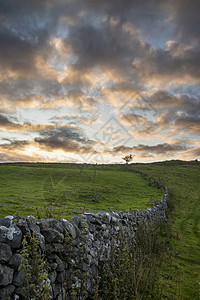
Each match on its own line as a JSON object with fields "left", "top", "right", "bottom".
{"left": 97, "top": 219, "right": 168, "bottom": 300}
{"left": 0, "top": 163, "right": 163, "bottom": 219}
{"left": 1, "top": 161, "right": 199, "bottom": 299}
{"left": 130, "top": 162, "right": 200, "bottom": 299}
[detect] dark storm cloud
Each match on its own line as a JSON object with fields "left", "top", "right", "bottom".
{"left": 0, "top": 139, "right": 30, "bottom": 150}
{"left": 74, "top": 1, "right": 200, "bottom": 83}
{"left": 0, "top": 0, "right": 48, "bottom": 14}
{"left": 174, "top": 116, "right": 200, "bottom": 134}
{"left": 0, "top": 0, "right": 199, "bottom": 77}
{"left": 133, "top": 143, "right": 189, "bottom": 154}
{"left": 112, "top": 145, "right": 133, "bottom": 153}
{"left": 37, "top": 127, "right": 88, "bottom": 143}
{"left": 163, "top": 0, "right": 200, "bottom": 42}
{"left": 0, "top": 114, "right": 13, "bottom": 125}
{"left": 0, "top": 77, "right": 67, "bottom": 111}
{"left": 66, "top": 0, "right": 163, "bottom": 68}
{"left": 0, "top": 0, "right": 52, "bottom": 75}
{"left": 0, "top": 124, "right": 96, "bottom": 156}
{"left": 64, "top": 0, "right": 200, "bottom": 83}
{"left": 132, "top": 41, "right": 200, "bottom": 85}
{"left": 148, "top": 91, "right": 200, "bottom": 135}
{"left": 0, "top": 0, "right": 78, "bottom": 71}
{"left": 35, "top": 127, "right": 95, "bottom": 153}
{"left": 62, "top": 0, "right": 200, "bottom": 46}
{"left": 113, "top": 142, "right": 190, "bottom": 155}
{"left": 0, "top": 29, "right": 37, "bottom": 73}
{"left": 0, "top": 113, "right": 21, "bottom": 129}
{"left": 150, "top": 91, "right": 200, "bottom": 115}
{"left": 83, "top": 0, "right": 164, "bottom": 29}
{"left": 0, "top": 0, "right": 162, "bottom": 79}
{"left": 66, "top": 20, "right": 141, "bottom": 72}
{"left": 0, "top": 0, "right": 199, "bottom": 108}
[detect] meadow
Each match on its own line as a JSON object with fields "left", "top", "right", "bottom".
{"left": 0, "top": 161, "right": 199, "bottom": 299}
{"left": 0, "top": 163, "right": 163, "bottom": 219}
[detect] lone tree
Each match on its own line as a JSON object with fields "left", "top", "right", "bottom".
{"left": 122, "top": 154, "right": 133, "bottom": 164}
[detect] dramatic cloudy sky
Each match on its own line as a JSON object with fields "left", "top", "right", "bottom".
{"left": 0, "top": 0, "right": 200, "bottom": 163}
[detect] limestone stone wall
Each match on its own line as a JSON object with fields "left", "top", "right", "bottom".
{"left": 0, "top": 167, "right": 168, "bottom": 299}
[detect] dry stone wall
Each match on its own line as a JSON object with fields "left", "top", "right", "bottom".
{"left": 0, "top": 167, "right": 169, "bottom": 299}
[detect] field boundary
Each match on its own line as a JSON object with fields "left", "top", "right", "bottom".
{"left": 125, "top": 164, "right": 169, "bottom": 198}
{"left": 0, "top": 167, "right": 169, "bottom": 299}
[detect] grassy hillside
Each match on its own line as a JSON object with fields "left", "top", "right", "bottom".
{"left": 131, "top": 162, "right": 200, "bottom": 299}
{"left": 0, "top": 161, "right": 199, "bottom": 298}
{"left": 0, "top": 163, "right": 163, "bottom": 219}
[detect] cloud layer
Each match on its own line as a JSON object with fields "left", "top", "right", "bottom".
{"left": 0, "top": 0, "right": 199, "bottom": 163}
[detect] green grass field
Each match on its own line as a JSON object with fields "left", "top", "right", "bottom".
{"left": 131, "top": 161, "right": 200, "bottom": 299}
{"left": 0, "top": 161, "right": 199, "bottom": 299}
{"left": 0, "top": 163, "right": 163, "bottom": 219}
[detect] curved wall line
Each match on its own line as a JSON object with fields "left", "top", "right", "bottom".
{"left": 0, "top": 167, "right": 169, "bottom": 299}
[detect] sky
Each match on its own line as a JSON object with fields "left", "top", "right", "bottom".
{"left": 0, "top": 0, "right": 200, "bottom": 164}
